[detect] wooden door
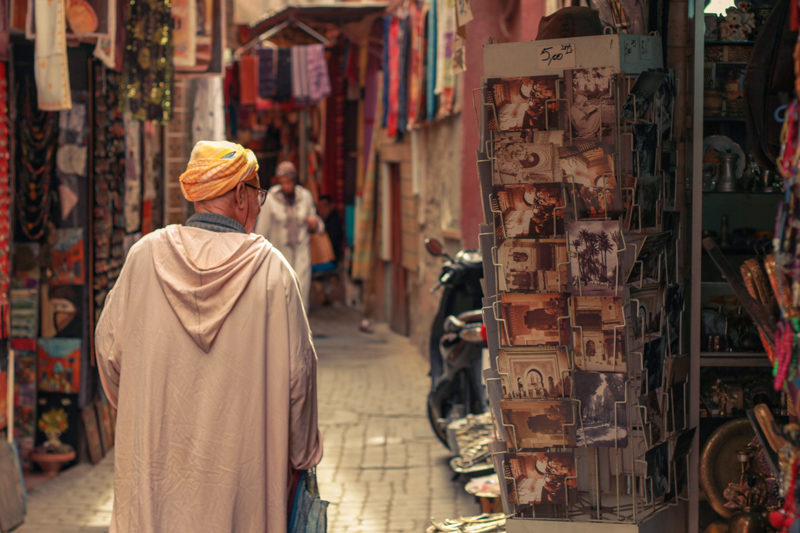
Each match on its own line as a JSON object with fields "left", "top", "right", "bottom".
{"left": 389, "top": 163, "right": 409, "bottom": 335}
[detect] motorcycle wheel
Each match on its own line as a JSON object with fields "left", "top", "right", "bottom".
{"left": 426, "top": 391, "right": 450, "bottom": 449}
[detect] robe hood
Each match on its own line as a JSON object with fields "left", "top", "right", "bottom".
{"left": 150, "top": 225, "right": 272, "bottom": 352}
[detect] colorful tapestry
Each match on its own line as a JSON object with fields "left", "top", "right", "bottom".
{"left": 123, "top": 113, "right": 141, "bottom": 233}
{"left": 0, "top": 62, "right": 9, "bottom": 338}
{"left": 36, "top": 392, "right": 78, "bottom": 450}
{"left": 121, "top": 0, "right": 173, "bottom": 122}
{"left": 12, "top": 339, "right": 37, "bottom": 447}
{"left": 406, "top": 1, "right": 426, "bottom": 130}
{"left": 36, "top": 337, "right": 80, "bottom": 393}
{"left": 10, "top": 288, "right": 38, "bottom": 338}
{"left": 40, "top": 283, "right": 82, "bottom": 338}
{"left": 50, "top": 228, "right": 85, "bottom": 286}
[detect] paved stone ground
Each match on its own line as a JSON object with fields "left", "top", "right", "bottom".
{"left": 17, "top": 305, "right": 477, "bottom": 532}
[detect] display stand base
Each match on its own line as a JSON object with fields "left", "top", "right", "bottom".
{"left": 505, "top": 501, "right": 686, "bottom": 533}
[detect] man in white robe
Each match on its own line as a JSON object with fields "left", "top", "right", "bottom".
{"left": 255, "top": 161, "right": 323, "bottom": 311}
{"left": 95, "top": 141, "right": 322, "bottom": 533}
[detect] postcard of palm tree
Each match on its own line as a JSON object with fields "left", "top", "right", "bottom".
{"left": 498, "top": 292, "right": 570, "bottom": 347}
{"left": 486, "top": 76, "right": 561, "bottom": 132}
{"left": 500, "top": 399, "right": 577, "bottom": 449}
{"left": 573, "top": 371, "right": 629, "bottom": 448}
{"left": 570, "top": 296, "right": 627, "bottom": 373}
{"left": 497, "top": 348, "right": 571, "bottom": 400}
{"left": 559, "top": 142, "right": 623, "bottom": 220}
{"left": 496, "top": 238, "right": 568, "bottom": 293}
{"left": 492, "top": 183, "right": 565, "bottom": 238}
{"left": 567, "top": 220, "right": 624, "bottom": 296}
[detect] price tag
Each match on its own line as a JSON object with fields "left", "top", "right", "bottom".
{"left": 533, "top": 42, "right": 577, "bottom": 72}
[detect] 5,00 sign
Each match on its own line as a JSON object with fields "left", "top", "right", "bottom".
{"left": 534, "top": 43, "right": 576, "bottom": 71}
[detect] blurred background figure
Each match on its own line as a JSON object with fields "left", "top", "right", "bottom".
{"left": 255, "top": 161, "right": 323, "bottom": 312}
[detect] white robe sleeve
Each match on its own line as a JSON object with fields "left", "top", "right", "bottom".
{"left": 285, "top": 266, "right": 323, "bottom": 470}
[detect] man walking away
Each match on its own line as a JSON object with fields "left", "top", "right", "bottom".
{"left": 95, "top": 140, "right": 323, "bottom": 533}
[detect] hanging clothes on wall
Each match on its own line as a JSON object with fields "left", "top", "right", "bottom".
{"left": 123, "top": 113, "right": 141, "bottom": 234}
{"left": 307, "top": 44, "right": 331, "bottom": 103}
{"left": 34, "top": 0, "right": 71, "bottom": 111}
{"left": 257, "top": 47, "right": 277, "bottom": 99}
{"left": 435, "top": 0, "right": 456, "bottom": 116}
{"left": 426, "top": 0, "right": 438, "bottom": 121}
{"left": 239, "top": 54, "right": 258, "bottom": 106}
{"left": 121, "top": 0, "right": 173, "bottom": 123}
{"left": 0, "top": 62, "right": 9, "bottom": 338}
{"left": 407, "top": 1, "right": 427, "bottom": 130}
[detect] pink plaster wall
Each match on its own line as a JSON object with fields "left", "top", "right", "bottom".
{"left": 460, "top": 0, "right": 545, "bottom": 248}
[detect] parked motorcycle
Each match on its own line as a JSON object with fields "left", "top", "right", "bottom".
{"left": 424, "top": 238, "right": 486, "bottom": 449}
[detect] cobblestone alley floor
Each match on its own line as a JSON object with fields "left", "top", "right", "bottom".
{"left": 17, "top": 305, "right": 477, "bottom": 532}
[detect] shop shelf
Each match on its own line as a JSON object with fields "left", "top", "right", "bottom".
{"left": 703, "top": 115, "right": 746, "bottom": 122}
{"left": 699, "top": 352, "right": 771, "bottom": 367}
{"left": 704, "top": 40, "right": 755, "bottom": 45}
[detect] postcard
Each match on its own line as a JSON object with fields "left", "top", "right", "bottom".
{"left": 646, "top": 441, "right": 670, "bottom": 501}
{"left": 567, "top": 219, "right": 623, "bottom": 296}
{"left": 629, "top": 285, "right": 664, "bottom": 342}
{"left": 559, "top": 142, "right": 622, "bottom": 219}
{"left": 493, "top": 184, "right": 565, "bottom": 238}
{"left": 500, "top": 399, "right": 576, "bottom": 448}
{"left": 499, "top": 292, "right": 570, "bottom": 347}
{"left": 565, "top": 66, "right": 616, "bottom": 144}
{"left": 506, "top": 451, "right": 577, "bottom": 510}
{"left": 497, "top": 238, "right": 568, "bottom": 292}
{"left": 571, "top": 296, "right": 626, "bottom": 372}
{"left": 574, "top": 371, "right": 628, "bottom": 447}
{"left": 642, "top": 337, "right": 666, "bottom": 394}
{"left": 626, "top": 231, "right": 671, "bottom": 287}
{"left": 487, "top": 76, "right": 561, "bottom": 131}
{"left": 493, "top": 140, "right": 561, "bottom": 184}
{"left": 498, "top": 348, "right": 571, "bottom": 399}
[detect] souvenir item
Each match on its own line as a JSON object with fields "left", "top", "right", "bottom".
{"left": 33, "top": 0, "right": 71, "bottom": 111}
{"left": 487, "top": 76, "right": 560, "bottom": 131}
{"left": 498, "top": 292, "right": 569, "bottom": 347}
{"left": 571, "top": 296, "right": 626, "bottom": 371}
{"left": 65, "top": 0, "right": 98, "bottom": 34}
{"left": 574, "top": 371, "right": 628, "bottom": 447}
{"left": 564, "top": 67, "right": 615, "bottom": 144}
{"left": 500, "top": 400, "right": 576, "bottom": 448}
{"left": 36, "top": 338, "right": 80, "bottom": 393}
{"left": 560, "top": 142, "right": 622, "bottom": 219}
{"left": 505, "top": 451, "right": 576, "bottom": 515}
{"left": 496, "top": 238, "right": 568, "bottom": 293}
{"left": 493, "top": 184, "right": 565, "bottom": 238}
{"left": 121, "top": 0, "right": 173, "bottom": 122}
{"left": 497, "top": 348, "right": 571, "bottom": 399}
{"left": 567, "top": 220, "right": 623, "bottom": 296}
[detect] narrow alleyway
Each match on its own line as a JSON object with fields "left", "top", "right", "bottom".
{"left": 17, "top": 305, "right": 477, "bottom": 532}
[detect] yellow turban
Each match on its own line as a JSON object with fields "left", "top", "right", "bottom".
{"left": 179, "top": 141, "right": 259, "bottom": 202}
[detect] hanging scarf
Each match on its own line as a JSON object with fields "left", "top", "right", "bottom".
{"left": 386, "top": 17, "right": 400, "bottom": 138}
{"left": 381, "top": 16, "right": 391, "bottom": 128}
{"left": 276, "top": 48, "right": 292, "bottom": 101}
{"left": 435, "top": 0, "right": 456, "bottom": 116}
{"left": 426, "top": 1, "right": 438, "bottom": 121}
{"left": 291, "top": 45, "right": 310, "bottom": 105}
{"left": 307, "top": 44, "right": 331, "bottom": 103}
{"left": 406, "top": 2, "right": 426, "bottom": 130}
{"left": 257, "top": 47, "right": 277, "bottom": 99}
{"left": 397, "top": 16, "right": 410, "bottom": 135}
{"left": 34, "top": 0, "right": 72, "bottom": 111}
{"left": 239, "top": 54, "right": 258, "bottom": 106}
{"left": 121, "top": 0, "right": 173, "bottom": 123}
{"left": 93, "top": 0, "right": 117, "bottom": 69}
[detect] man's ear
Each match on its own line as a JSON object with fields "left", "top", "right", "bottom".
{"left": 234, "top": 182, "right": 246, "bottom": 209}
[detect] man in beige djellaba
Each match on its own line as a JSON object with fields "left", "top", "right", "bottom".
{"left": 95, "top": 140, "right": 323, "bottom": 532}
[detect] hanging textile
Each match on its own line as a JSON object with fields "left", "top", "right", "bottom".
{"left": 276, "top": 48, "right": 292, "bottom": 101}
{"left": 257, "top": 47, "right": 277, "bottom": 99}
{"left": 426, "top": 0, "right": 438, "bottom": 121}
{"left": 307, "top": 44, "right": 331, "bottom": 103}
{"left": 435, "top": 0, "right": 456, "bottom": 116}
{"left": 192, "top": 77, "right": 225, "bottom": 145}
{"left": 352, "top": 73, "right": 384, "bottom": 281}
{"left": 121, "top": 0, "right": 173, "bottom": 123}
{"left": 407, "top": 1, "right": 426, "bottom": 130}
{"left": 93, "top": 65, "right": 126, "bottom": 322}
{"left": 0, "top": 62, "right": 9, "bottom": 338}
{"left": 322, "top": 47, "right": 345, "bottom": 219}
{"left": 93, "top": 0, "right": 117, "bottom": 69}
{"left": 291, "top": 45, "right": 310, "bottom": 105}
{"left": 381, "top": 16, "right": 391, "bottom": 128}
{"left": 397, "top": 16, "right": 410, "bottom": 135}
{"left": 385, "top": 17, "right": 400, "bottom": 138}
{"left": 123, "top": 113, "right": 141, "bottom": 233}
{"left": 16, "top": 74, "right": 57, "bottom": 241}
{"left": 142, "top": 121, "right": 164, "bottom": 234}
{"left": 55, "top": 91, "right": 88, "bottom": 229}
{"left": 239, "top": 54, "right": 258, "bottom": 106}
{"left": 34, "top": 0, "right": 72, "bottom": 111}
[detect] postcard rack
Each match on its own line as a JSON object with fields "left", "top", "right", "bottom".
{"left": 477, "top": 37, "right": 690, "bottom": 531}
